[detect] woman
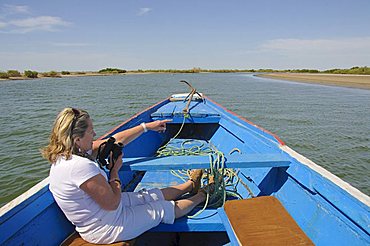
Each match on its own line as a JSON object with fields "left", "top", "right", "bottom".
{"left": 42, "top": 108, "right": 207, "bottom": 244}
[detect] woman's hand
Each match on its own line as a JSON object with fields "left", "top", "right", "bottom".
{"left": 108, "top": 152, "right": 123, "bottom": 172}
{"left": 146, "top": 119, "right": 172, "bottom": 133}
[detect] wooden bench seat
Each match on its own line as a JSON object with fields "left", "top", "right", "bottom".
{"left": 219, "top": 196, "right": 314, "bottom": 245}
{"left": 61, "top": 232, "right": 135, "bottom": 246}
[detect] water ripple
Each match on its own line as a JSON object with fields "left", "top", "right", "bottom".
{"left": 0, "top": 73, "right": 369, "bottom": 207}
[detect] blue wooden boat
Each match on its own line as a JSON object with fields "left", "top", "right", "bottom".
{"left": 0, "top": 86, "right": 369, "bottom": 245}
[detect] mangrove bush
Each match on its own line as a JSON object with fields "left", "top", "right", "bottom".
{"left": 0, "top": 71, "right": 9, "bottom": 79}
{"left": 24, "top": 70, "right": 38, "bottom": 78}
{"left": 7, "top": 70, "right": 21, "bottom": 77}
{"left": 99, "top": 68, "right": 127, "bottom": 74}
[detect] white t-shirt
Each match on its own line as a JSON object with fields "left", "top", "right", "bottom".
{"left": 49, "top": 155, "right": 123, "bottom": 243}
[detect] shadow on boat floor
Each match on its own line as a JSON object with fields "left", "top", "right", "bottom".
{"left": 135, "top": 232, "right": 229, "bottom": 246}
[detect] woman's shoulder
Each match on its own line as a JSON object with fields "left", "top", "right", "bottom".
{"left": 72, "top": 154, "right": 100, "bottom": 168}
{"left": 66, "top": 155, "right": 103, "bottom": 180}
{"left": 54, "top": 154, "right": 96, "bottom": 168}
{"left": 72, "top": 154, "right": 94, "bottom": 162}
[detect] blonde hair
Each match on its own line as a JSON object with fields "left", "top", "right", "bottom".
{"left": 42, "top": 108, "right": 90, "bottom": 163}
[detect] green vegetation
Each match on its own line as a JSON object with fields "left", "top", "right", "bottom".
{"left": 130, "top": 67, "right": 369, "bottom": 74}
{"left": 42, "top": 71, "right": 60, "bottom": 77}
{"left": 0, "top": 66, "right": 369, "bottom": 81}
{"left": 99, "top": 68, "right": 127, "bottom": 74}
{"left": 322, "top": 66, "right": 370, "bottom": 75}
{"left": 0, "top": 70, "right": 22, "bottom": 78}
{"left": 283, "top": 69, "right": 319, "bottom": 73}
{"left": 131, "top": 68, "right": 204, "bottom": 73}
{"left": 0, "top": 71, "right": 9, "bottom": 79}
{"left": 24, "top": 70, "right": 38, "bottom": 78}
{"left": 7, "top": 70, "right": 22, "bottom": 77}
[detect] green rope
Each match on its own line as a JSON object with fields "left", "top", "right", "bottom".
{"left": 155, "top": 108, "right": 256, "bottom": 217}
{"left": 156, "top": 129, "right": 239, "bottom": 218}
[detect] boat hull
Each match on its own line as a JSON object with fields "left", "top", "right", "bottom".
{"left": 0, "top": 94, "right": 369, "bottom": 245}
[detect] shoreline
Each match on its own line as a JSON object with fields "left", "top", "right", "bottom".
{"left": 0, "top": 72, "right": 146, "bottom": 82}
{"left": 2, "top": 72, "right": 370, "bottom": 90}
{"left": 257, "top": 73, "right": 370, "bottom": 90}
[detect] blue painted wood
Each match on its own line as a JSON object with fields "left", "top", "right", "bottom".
{"left": 275, "top": 177, "right": 370, "bottom": 245}
{"left": 3, "top": 203, "right": 73, "bottom": 246}
{"left": 284, "top": 161, "right": 370, "bottom": 243}
{"left": 235, "top": 170, "right": 261, "bottom": 198}
{"left": 150, "top": 100, "right": 221, "bottom": 123}
{"left": 151, "top": 115, "right": 221, "bottom": 123}
{"left": 205, "top": 98, "right": 283, "bottom": 145}
{"left": 0, "top": 187, "right": 51, "bottom": 244}
{"left": 1, "top": 94, "right": 369, "bottom": 245}
{"left": 150, "top": 100, "right": 220, "bottom": 119}
{"left": 121, "top": 154, "right": 291, "bottom": 171}
{"left": 0, "top": 186, "right": 73, "bottom": 246}
{"left": 0, "top": 185, "right": 49, "bottom": 225}
{"left": 150, "top": 209, "right": 225, "bottom": 232}
{"left": 217, "top": 207, "right": 239, "bottom": 245}
{"left": 217, "top": 118, "right": 279, "bottom": 154}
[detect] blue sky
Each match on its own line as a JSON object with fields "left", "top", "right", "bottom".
{"left": 1, "top": 0, "right": 370, "bottom": 72}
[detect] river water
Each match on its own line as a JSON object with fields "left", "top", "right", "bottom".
{"left": 0, "top": 73, "right": 369, "bottom": 207}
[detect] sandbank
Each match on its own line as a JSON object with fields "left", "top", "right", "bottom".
{"left": 257, "top": 73, "right": 370, "bottom": 90}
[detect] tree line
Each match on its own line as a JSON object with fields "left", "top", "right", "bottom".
{"left": 117, "top": 66, "right": 370, "bottom": 74}
{"left": 1, "top": 66, "right": 369, "bottom": 80}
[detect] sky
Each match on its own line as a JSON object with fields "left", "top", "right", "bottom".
{"left": 1, "top": 0, "right": 370, "bottom": 72}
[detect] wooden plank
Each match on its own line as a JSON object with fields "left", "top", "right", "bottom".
{"left": 121, "top": 154, "right": 290, "bottom": 171}
{"left": 221, "top": 197, "right": 314, "bottom": 245}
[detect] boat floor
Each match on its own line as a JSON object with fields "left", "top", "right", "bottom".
{"left": 134, "top": 231, "right": 229, "bottom": 246}
{"left": 63, "top": 231, "right": 229, "bottom": 246}
{"left": 133, "top": 172, "right": 314, "bottom": 245}
{"left": 135, "top": 170, "right": 225, "bottom": 232}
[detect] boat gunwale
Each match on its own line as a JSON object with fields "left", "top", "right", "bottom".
{"left": 281, "top": 145, "right": 370, "bottom": 207}
{"left": 204, "top": 94, "right": 369, "bottom": 207}
{"left": 0, "top": 177, "right": 50, "bottom": 218}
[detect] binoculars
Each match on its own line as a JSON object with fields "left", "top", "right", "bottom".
{"left": 96, "top": 137, "right": 123, "bottom": 169}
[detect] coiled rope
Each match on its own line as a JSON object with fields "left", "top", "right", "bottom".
{"left": 155, "top": 80, "right": 248, "bottom": 217}
{"left": 156, "top": 116, "right": 243, "bottom": 218}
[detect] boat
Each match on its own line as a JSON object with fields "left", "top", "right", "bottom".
{"left": 0, "top": 82, "right": 369, "bottom": 245}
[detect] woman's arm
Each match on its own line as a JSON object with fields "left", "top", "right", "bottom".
{"left": 114, "top": 119, "right": 171, "bottom": 145}
{"left": 80, "top": 156, "right": 123, "bottom": 211}
{"left": 80, "top": 174, "right": 121, "bottom": 211}
{"left": 92, "top": 119, "right": 171, "bottom": 157}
